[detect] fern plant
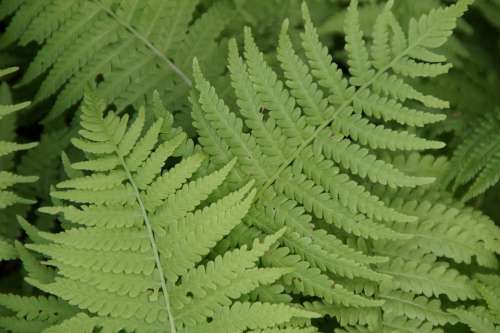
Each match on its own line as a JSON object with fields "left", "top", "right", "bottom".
{"left": 0, "top": 0, "right": 236, "bottom": 122}
{"left": 354, "top": 153, "right": 500, "bottom": 331}
{"left": 4, "top": 92, "right": 319, "bottom": 333}
{"left": 0, "top": 66, "right": 37, "bottom": 262}
{"left": 442, "top": 110, "right": 500, "bottom": 201}
{"left": 0, "top": 1, "right": 500, "bottom": 332}
{"left": 189, "top": 0, "right": 499, "bottom": 330}
{"left": 450, "top": 274, "right": 500, "bottom": 333}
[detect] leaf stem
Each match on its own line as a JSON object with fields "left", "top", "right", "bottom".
{"left": 117, "top": 154, "right": 177, "bottom": 333}
{"left": 255, "top": 26, "right": 443, "bottom": 200}
{"left": 93, "top": 0, "right": 192, "bottom": 87}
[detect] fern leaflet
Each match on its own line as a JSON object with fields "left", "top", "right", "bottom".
{"left": 0, "top": 67, "right": 37, "bottom": 261}
{"left": 188, "top": 0, "right": 500, "bottom": 330}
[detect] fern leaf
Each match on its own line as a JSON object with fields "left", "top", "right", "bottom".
{"left": 465, "top": 151, "right": 500, "bottom": 201}
{"left": 444, "top": 111, "right": 500, "bottom": 200}
{"left": 0, "top": 237, "right": 16, "bottom": 260}
{"left": 380, "top": 290, "right": 457, "bottom": 325}
{"left": 0, "top": 1, "right": 49, "bottom": 48}
{"left": 449, "top": 307, "right": 498, "bottom": 333}
{"left": 0, "top": 294, "right": 77, "bottom": 332}
{"left": 186, "top": 302, "right": 319, "bottom": 333}
{"left": 190, "top": 2, "right": 475, "bottom": 326}
{"left": 0, "top": 68, "right": 38, "bottom": 261}
{"left": 379, "top": 254, "right": 477, "bottom": 301}
{"left": 304, "top": 301, "right": 379, "bottom": 328}
{"left": 377, "top": 153, "right": 500, "bottom": 269}
{"left": 450, "top": 273, "right": 500, "bottom": 332}
{"left": 345, "top": 0, "right": 375, "bottom": 86}
{"left": 14, "top": 240, "right": 55, "bottom": 284}
{"left": 3, "top": 0, "right": 239, "bottom": 121}
{"left": 27, "top": 92, "right": 318, "bottom": 333}
{"left": 262, "top": 246, "right": 382, "bottom": 308}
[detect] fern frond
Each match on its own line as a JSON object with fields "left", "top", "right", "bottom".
{"left": 186, "top": 302, "right": 319, "bottom": 333}
{"left": 0, "top": 237, "right": 16, "bottom": 261}
{"left": 25, "top": 92, "right": 318, "bottom": 333}
{"left": 304, "top": 301, "right": 379, "bottom": 328}
{"left": 377, "top": 153, "right": 500, "bottom": 268}
{"left": 262, "top": 246, "right": 382, "bottom": 309}
{"left": 0, "top": 1, "right": 49, "bottom": 48}
{"left": 0, "top": 67, "right": 38, "bottom": 261}
{"left": 378, "top": 254, "right": 477, "bottom": 301}
{"left": 190, "top": 0, "right": 471, "bottom": 323}
{"left": 449, "top": 273, "right": 500, "bottom": 332}
{"left": 3, "top": 0, "right": 239, "bottom": 122}
{"left": 379, "top": 290, "right": 457, "bottom": 326}
{"left": 443, "top": 111, "right": 500, "bottom": 200}
{"left": 0, "top": 294, "right": 77, "bottom": 332}
{"left": 18, "top": 127, "right": 76, "bottom": 200}
{"left": 449, "top": 306, "right": 498, "bottom": 333}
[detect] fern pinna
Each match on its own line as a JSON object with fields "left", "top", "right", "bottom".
{"left": 357, "top": 153, "right": 500, "bottom": 331}
{"left": 450, "top": 274, "right": 500, "bottom": 333}
{"left": 5, "top": 93, "right": 319, "bottom": 333}
{"left": 191, "top": 0, "right": 499, "bottom": 331}
{"left": 0, "top": 0, "right": 234, "bottom": 122}
{"left": 0, "top": 67, "right": 37, "bottom": 262}
{"left": 442, "top": 110, "right": 500, "bottom": 201}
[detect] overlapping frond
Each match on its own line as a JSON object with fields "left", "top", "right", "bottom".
{"left": 352, "top": 153, "right": 500, "bottom": 331}
{"left": 449, "top": 274, "right": 500, "bottom": 333}
{"left": 0, "top": 294, "right": 77, "bottom": 333}
{"left": 190, "top": 0, "right": 473, "bottom": 326}
{"left": 0, "top": 0, "right": 237, "bottom": 122}
{"left": 0, "top": 67, "right": 37, "bottom": 261}
{"left": 443, "top": 111, "right": 500, "bottom": 201}
{"left": 18, "top": 92, "right": 318, "bottom": 333}
{"left": 1, "top": 1, "right": 498, "bottom": 333}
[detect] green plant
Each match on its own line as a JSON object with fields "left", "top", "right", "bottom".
{"left": 449, "top": 274, "right": 500, "bottom": 333}
{"left": 0, "top": 0, "right": 232, "bottom": 122}
{"left": 189, "top": 0, "right": 499, "bottom": 330}
{"left": 0, "top": 93, "right": 318, "bottom": 332}
{"left": 443, "top": 111, "right": 500, "bottom": 201}
{"left": 0, "top": 67, "right": 37, "bottom": 262}
{"left": 1, "top": 0, "right": 500, "bottom": 332}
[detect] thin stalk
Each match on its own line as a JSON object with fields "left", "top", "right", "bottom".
{"left": 118, "top": 154, "right": 177, "bottom": 333}
{"left": 94, "top": 0, "right": 192, "bottom": 87}
{"left": 255, "top": 25, "right": 448, "bottom": 200}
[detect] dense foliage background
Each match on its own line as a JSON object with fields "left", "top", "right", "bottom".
{"left": 0, "top": 0, "right": 499, "bottom": 332}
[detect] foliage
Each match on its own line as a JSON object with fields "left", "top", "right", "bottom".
{"left": 1, "top": 93, "right": 318, "bottom": 332}
{"left": 0, "top": 0, "right": 499, "bottom": 332}
{"left": 450, "top": 274, "right": 500, "bottom": 333}
{"left": 443, "top": 111, "right": 500, "bottom": 201}
{"left": 0, "top": 0, "right": 227, "bottom": 121}
{"left": 0, "top": 67, "right": 37, "bottom": 262}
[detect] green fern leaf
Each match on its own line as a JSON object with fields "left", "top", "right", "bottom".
{"left": 24, "top": 92, "right": 318, "bottom": 333}
{"left": 444, "top": 111, "right": 500, "bottom": 200}
{"left": 0, "top": 294, "right": 77, "bottom": 332}
{"left": 190, "top": 1, "right": 473, "bottom": 325}
{"left": 0, "top": 67, "right": 38, "bottom": 261}
{"left": 2, "top": 0, "right": 239, "bottom": 122}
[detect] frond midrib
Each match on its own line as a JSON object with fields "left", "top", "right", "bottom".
{"left": 379, "top": 293, "right": 453, "bottom": 320}
{"left": 116, "top": 152, "right": 177, "bottom": 333}
{"left": 91, "top": 0, "right": 192, "bottom": 87}
{"left": 255, "top": 23, "right": 449, "bottom": 201}
{"left": 379, "top": 268, "right": 466, "bottom": 294}
{"left": 403, "top": 229, "right": 493, "bottom": 259}
{"left": 96, "top": 118, "right": 177, "bottom": 333}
